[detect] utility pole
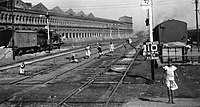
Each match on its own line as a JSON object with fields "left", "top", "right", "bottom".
{"left": 148, "top": 0, "right": 155, "bottom": 81}
{"left": 46, "top": 12, "right": 50, "bottom": 53}
{"left": 195, "top": 0, "right": 200, "bottom": 52}
{"left": 118, "top": 24, "right": 120, "bottom": 38}
{"left": 10, "top": 0, "right": 15, "bottom": 60}
{"left": 109, "top": 28, "right": 112, "bottom": 39}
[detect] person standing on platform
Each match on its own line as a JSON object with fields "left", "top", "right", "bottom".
{"left": 85, "top": 45, "right": 91, "bottom": 59}
{"left": 19, "top": 62, "right": 25, "bottom": 75}
{"left": 162, "top": 61, "right": 179, "bottom": 104}
{"left": 109, "top": 42, "right": 114, "bottom": 55}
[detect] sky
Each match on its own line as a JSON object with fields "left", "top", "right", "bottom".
{"left": 22, "top": 0, "right": 196, "bottom": 31}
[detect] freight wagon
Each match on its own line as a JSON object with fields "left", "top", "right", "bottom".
{"left": 153, "top": 19, "right": 188, "bottom": 63}
{"left": 0, "top": 29, "right": 62, "bottom": 55}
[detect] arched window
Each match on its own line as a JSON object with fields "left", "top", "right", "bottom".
{"left": 9, "top": 14, "right": 12, "bottom": 21}
{"left": 1, "top": 13, "right": 4, "bottom": 20}
{"left": 15, "top": 28, "right": 19, "bottom": 30}
{"left": 4, "top": 14, "right": 8, "bottom": 22}
{"left": 0, "top": 27, "right": 5, "bottom": 31}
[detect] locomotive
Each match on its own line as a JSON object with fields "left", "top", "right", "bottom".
{"left": 153, "top": 19, "right": 188, "bottom": 63}
{"left": 0, "top": 29, "right": 62, "bottom": 56}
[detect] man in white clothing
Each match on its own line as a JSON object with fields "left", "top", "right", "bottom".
{"left": 162, "top": 61, "right": 179, "bottom": 104}
{"left": 109, "top": 42, "right": 114, "bottom": 55}
{"left": 85, "top": 45, "right": 91, "bottom": 58}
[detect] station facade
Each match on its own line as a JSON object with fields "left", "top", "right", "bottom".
{"left": 0, "top": 0, "right": 134, "bottom": 42}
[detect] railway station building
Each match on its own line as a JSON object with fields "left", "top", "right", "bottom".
{"left": 0, "top": 0, "right": 134, "bottom": 43}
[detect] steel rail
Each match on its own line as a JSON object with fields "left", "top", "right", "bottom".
{"left": 0, "top": 43, "right": 125, "bottom": 105}
{"left": 8, "top": 43, "right": 123, "bottom": 85}
{"left": 0, "top": 38, "right": 142, "bottom": 105}
{"left": 103, "top": 48, "right": 141, "bottom": 107}
{"left": 56, "top": 42, "right": 142, "bottom": 107}
{"left": 0, "top": 43, "right": 123, "bottom": 71}
{"left": 56, "top": 46, "right": 128, "bottom": 107}
{"left": 0, "top": 55, "right": 97, "bottom": 104}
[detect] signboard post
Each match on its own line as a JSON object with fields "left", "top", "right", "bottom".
{"left": 145, "top": 41, "right": 159, "bottom": 60}
{"left": 140, "top": 0, "right": 155, "bottom": 81}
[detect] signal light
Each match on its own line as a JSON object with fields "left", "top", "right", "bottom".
{"left": 145, "top": 18, "right": 149, "bottom": 26}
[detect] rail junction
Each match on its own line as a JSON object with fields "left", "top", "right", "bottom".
{"left": 0, "top": 38, "right": 149, "bottom": 107}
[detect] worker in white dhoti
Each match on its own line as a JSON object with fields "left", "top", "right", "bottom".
{"left": 85, "top": 45, "right": 91, "bottom": 59}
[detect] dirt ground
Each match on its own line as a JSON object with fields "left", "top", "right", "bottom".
{"left": 0, "top": 39, "right": 200, "bottom": 107}
{"left": 122, "top": 54, "right": 200, "bottom": 107}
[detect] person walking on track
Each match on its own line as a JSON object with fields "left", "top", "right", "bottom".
{"left": 97, "top": 43, "right": 103, "bottom": 58}
{"left": 162, "top": 60, "right": 179, "bottom": 104}
{"left": 85, "top": 45, "right": 91, "bottom": 59}
{"left": 109, "top": 42, "right": 114, "bottom": 55}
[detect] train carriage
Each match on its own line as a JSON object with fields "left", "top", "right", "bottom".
{"left": 153, "top": 20, "right": 187, "bottom": 43}
{"left": 153, "top": 20, "right": 188, "bottom": 63}
{"left": 0, "top": 29, "right": 62, "bottom": 55}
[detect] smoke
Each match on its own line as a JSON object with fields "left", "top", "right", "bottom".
{"left": 154, "top": 3, "right": 195, "bottom": 28}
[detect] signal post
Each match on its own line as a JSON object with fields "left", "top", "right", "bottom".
{"left": 140, "top": 0, "right": 156, "bottom": 81}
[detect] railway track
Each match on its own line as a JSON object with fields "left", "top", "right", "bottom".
{"left": 0, "top": 41, "right": 131, "bottom": 105}
{"left": 2, "top": 43, "right": 123, "bottom": 85}
{"left": 0, "top": 43, "right": 99, "bottom": 71}
{"left": 56, "top": 45, "right": 141, "bottom": 107}
{"left": 0, "top": 38, "right": 143, "bottom": 106}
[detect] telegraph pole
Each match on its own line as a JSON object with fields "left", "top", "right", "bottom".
{"left": 46, "top": 12, "right": 50, "bottom": 53}
{"left": 10, "top": 0, "right": 15, "bottom": 60}
{"left": 195, "top": 0, "right": 200, "bottom": 52}
{"left": 118, "top": 24, "right": 120, "bottom": 38}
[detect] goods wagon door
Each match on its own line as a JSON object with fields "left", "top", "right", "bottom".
{"left": 8, "top": 30, "right": 37, "bottom": 48}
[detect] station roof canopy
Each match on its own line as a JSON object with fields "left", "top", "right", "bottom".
{"left": 50, "top": 6, "right": 65, "bottom": 14}
{"left": 77, "top": 11, "right": 86, "bottom": 17}
{"left": 65, "top": 9, "right": 76, "bottom": 16}
{"left": 0, "top": 0, "right": 127, "bottom": 24}
{"left": 32, "top": 3, "right": 48, "bottom": 12}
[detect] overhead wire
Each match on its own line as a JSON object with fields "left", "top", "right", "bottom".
{"left": 68, "top": 1, "right": 191, "bottom": 11}
{"left": 26, "top": 0, "right": 192, "bottom": 11}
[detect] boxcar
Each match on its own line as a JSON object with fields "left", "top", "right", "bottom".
{"left": 0, "top": 30, "right": 38, "bottom": 55}
{"left": 0, "top": 29, "right": 62, "bottom": 55}
{"left": 153, "top": 19, "right": 187, "bottom": 43}
{"left": 153, "top": 20, "right": 188, "bottom": 63}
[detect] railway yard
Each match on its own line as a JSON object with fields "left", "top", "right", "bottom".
{"left": 1, "top": 0, "right": 200, "bottom": 106}
{"left": 0, "top": 38, "right": 199, "bottom": 107}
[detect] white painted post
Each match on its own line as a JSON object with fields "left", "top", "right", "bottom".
{"left": 149, "top": 0, "right": 153, "bottom": 42}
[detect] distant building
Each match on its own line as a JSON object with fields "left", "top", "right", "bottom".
{"left": 0, "top": 0, "right": 134, "bottom": 42}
